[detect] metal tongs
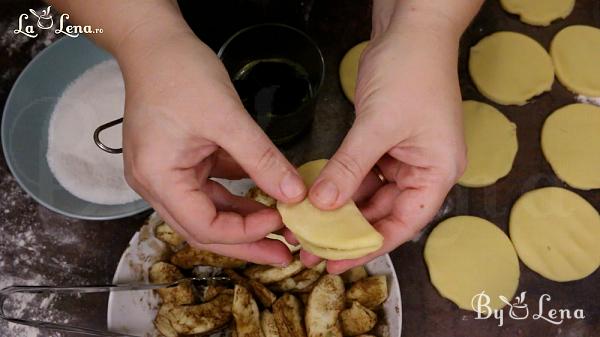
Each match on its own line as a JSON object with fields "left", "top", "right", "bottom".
{"left": 0, "top": 276, "right": 229, "bottom": 337}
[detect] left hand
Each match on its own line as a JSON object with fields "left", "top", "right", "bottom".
{"left": 297, "top": 5, "right": 470, "bottom": 273}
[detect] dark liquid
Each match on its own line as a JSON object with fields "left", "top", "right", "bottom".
{"left": 233, "top": 59, "right": 312, "bottom": 130}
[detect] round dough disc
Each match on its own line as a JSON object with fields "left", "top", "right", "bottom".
{"left": 550, "top": 25, "right": 600, "bottom": 97}
{"left": 542, "top": 103, "right": 600, "bottom": 189}
{"left": 500, "top": 0, "right": 574, "bottom": 26}
{"left": 339, "top": 41, "right": 368, "bottom": 103}
{"left": 458, "top": 100, "right": 518, "bottom": 187}
{"left": 469, "top": 32, "right": 554, "bottom": 105}
{"left": 510, "top": 187, "right": 600, "bottom": 282}
{"left": 424, "top": 216, "right": 520, "bottom": 311}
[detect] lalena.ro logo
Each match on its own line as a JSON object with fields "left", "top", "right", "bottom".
{"left": 13, "top": 5, "right": 103, "bottom": 38}
{"left": 472, "top": 291, "right": 585, "bottom": 327}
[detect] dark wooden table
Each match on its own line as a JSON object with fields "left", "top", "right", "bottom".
{"left": 1, "top": 0, "right": 599, "bottom": 336}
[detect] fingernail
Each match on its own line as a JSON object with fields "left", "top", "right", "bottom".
{"left": 280, "top": 171, "right": 305, "bottom": 200}
{"left": 313, "top": 180, "right": 339, "bottom": 207}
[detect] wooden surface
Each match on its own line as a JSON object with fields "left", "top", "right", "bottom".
{"left": 0, "top": 0, "right": 599, "bottom": 336}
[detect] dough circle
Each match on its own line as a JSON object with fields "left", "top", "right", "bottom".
{"left": 458, "top": 100, "right": 518, "bottom": 187}
{"left": 339, "top": 41, "right": 368, "bottom": 103}
{"left": 424, "top": 216, "right": 520, "bottom": 311}
{"left": 277, "top": 159, "right": 383, "bottom": 260}
{"left": 469, "top": 32, "right": 554, "bottom": 105}
{"left": 541, "top": 103, "right": 600, "bottom": 190}
{"left": 500, "top": 0, "right": 575, "bottom": 26}
{"left": 510, "top": 187, "right": 600, "bottom": 282}
{"left": 550, "top": 25, "right": 600, "bottom": 97}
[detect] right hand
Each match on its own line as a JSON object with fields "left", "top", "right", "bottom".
{"left": 117, "top": 30, "right": 306, "bottom": 266}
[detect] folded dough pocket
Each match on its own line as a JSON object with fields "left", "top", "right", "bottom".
{"left": 297, "top": 237, "right": 380, "bottom": 260}
{"left": 277, "top": 159, "right": 383, "bottom": 260}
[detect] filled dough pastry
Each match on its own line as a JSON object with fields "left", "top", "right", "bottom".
{"left": 424, "top": 216, "right": 520, "bottom": 312}
{"left": 541, "top": 103, "right": 600, "bottom": 190}
{"left": 550, "top": 25, "right": 600, "bottom": 97}
{"left": 296, "top": 238, "right": 377, "bottom": 260}
{"left": 339, "top": 41, "right": 369, "bottom": 103}
{"left": 277, "top": 159, "right": 383, "bottom": 260}
{"left": 469, "top": 32, "right": 554, "bottom": 105}
{"left": 458, "top": 100, "right": 518, "bottom": 187}
{"left": 500, "top": 0, "right": 574, "bottom": 26}
{"left": 510, "top": 187, "right": 600, "bottom": 282}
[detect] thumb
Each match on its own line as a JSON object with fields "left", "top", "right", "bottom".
{"left": 309, "top": 116, "right": 393, "bottom": 210}
{"left": 215, "top": 113, "right": 306, "bottom": 204}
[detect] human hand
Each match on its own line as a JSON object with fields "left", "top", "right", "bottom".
{"left": 301, "top": 2, "right": 475, "bottom": 273}
{"left": 117, "top": 29, "right": 306, "bottom": 266}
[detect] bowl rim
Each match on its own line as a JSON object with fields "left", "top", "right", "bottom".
{"left": 1, "top": 36, "right": 151, "bottom": 220}
{"left": 217, "top": 23, "right": 326, "bottom": 94}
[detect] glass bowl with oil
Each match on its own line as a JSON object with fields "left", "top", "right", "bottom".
{"left": 218, "top": 23, "right": 324, "bottom": 145}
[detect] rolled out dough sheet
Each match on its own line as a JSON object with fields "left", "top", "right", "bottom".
{"left": 550, "top": 25, "right": 600, "bottom": 97}
{"left": 500, "top": 0, "right": 574, "bottom": 26}
{"left": 458, "top": 100, "right": 518, "bottom": 187}
{"left": 469, "top": 31, "right": 554, "bottom": 105}
{"left": 424, "top": 216, "right": 520, "bottom": 312}
{"left": 541, "top": 103, "right": 600, "bottom": 190}
{"left": 510, "top": 187, "right": 600, "bottom": 282}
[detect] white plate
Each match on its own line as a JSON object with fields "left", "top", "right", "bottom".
{"left": 107, "top": 179, "right": 402, "bottom": 337}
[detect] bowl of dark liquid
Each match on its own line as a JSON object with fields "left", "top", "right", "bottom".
{"left": 219, "top": 24, "right": 324, "bottom": 145}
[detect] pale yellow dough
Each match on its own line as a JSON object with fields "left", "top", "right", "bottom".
{"left": 469, "top": 32, "right": 554, "bottom": 105}
{"left": 458, "top": 101, "right": 518, "bottom": 187}
{"left": 510, "top": 187, "right": 600, "bottom": 282}
{"left": 500, "top": 0, "right": 574, "bottom": 26}
{"left": 277, "top": 159, "right": 383, "bottom": 260}
{"left": 551, "top": 25, "right": 600, "bottom": 97}
{"left": 541, "top": 103, "right": 600, "bottom": 189}
{"left": 297, "top": 237, "right": 377, "bottom": 260}
{"left": 339, "top": 41, "right": 368, "bottom": 103}
{"left": 424, "top": 216, "right": 519, "bottom": 311}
